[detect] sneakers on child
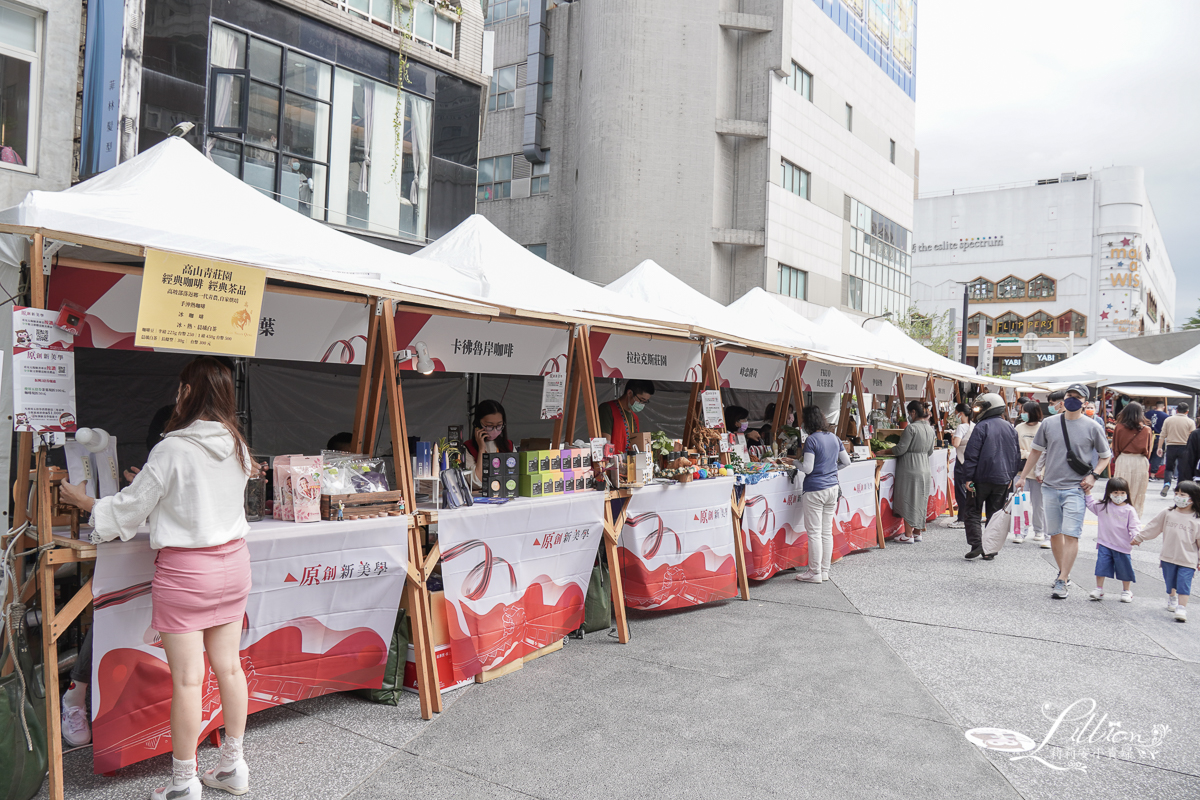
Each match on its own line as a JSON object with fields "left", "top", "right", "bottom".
{"left": 201, "top": 735, "right": 250, "bottom": 796}
{"left": 1175, "top": 607, "right": 1188, "bottom": 623}
{"left": 1167, "top": 597, "right": 1179, "bottom": 613}
{"left": 1088, "top": 587, "right": 1104, "bottom": 601}
{"left": 795, "top": 569, "right": 823, "bottom": 583}
{"left": 1120, "top": 590, "right": 1133, "bottom": 603}
{"left": 151, "top": 758, "right": 201, "bottom": 800}
{"left": 62, "top": 703, "right": 91, "bottom": 747}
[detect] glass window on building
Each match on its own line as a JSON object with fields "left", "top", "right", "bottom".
{"left": 206, "top": 24, "right": 434, "bottom": 241}
{"left": 1024, "top": 311, "right": 1054, "bottom": 336}
{"left": 967, "top": 277, "right": 994, "bottom": 301}
{"left": 0, "top": 2, "right": 41, "bottom": 172}
{"left": 1056, "top": 311, "right": 1086, "bottom": 337}
{"left": 997, "top": 276, "right": 1026, "bottom": 300}
{"left": 531, "top": 154, "right": 549, "bottom": 195}
{"left": 488, "top": 65, "right": 516, "bottom": 111}
{"left": 785, "top": 62, "right": 812, "bottom": 100}
{"left": 995, "top": 312, "right": 1024, "bottom": 336}
{"left": 478, "top": 155, "right": 513, "bottom": 200}
{"left": 846, "top": 197, "right": 911, "bottom": 317}
{"left": 967, "top": 313, "right": 993, "bottom": 337}
{"left": 338, "top": 2, "right": 457, "bottom": 56}
{"left": 780, "top": 159, "right": 809, "bottom": 200}
{"left": 779, "top": 264, "right": 807, "bottom": 300}
{"left": 1028, "top": 275, "right": 1056, "bottom": 299}
{"left": 486, "top": 0, "right": 530, "bottom": 24}
{"left": 1147, "top": 293, "right": 1158, "bottom": 322}
{"left": 526, "top": 243, "right": 547, "bottom": 259}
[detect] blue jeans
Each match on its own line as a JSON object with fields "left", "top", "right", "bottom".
{"left": 1042, "top": 485, "right": 1086, "bottom": 538}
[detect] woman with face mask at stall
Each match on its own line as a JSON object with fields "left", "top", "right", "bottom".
{"left": 893, "top": 400, "right": 937, "bottom": 543}
{"left": 760, "top": 402, "right": 797, "bottom": 455}
{"left": 464, "top": 399, "right": 516, "bottom": 489}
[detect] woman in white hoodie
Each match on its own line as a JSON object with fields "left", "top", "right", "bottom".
{"left": 61, "top": 357, "right": 253, "bottom": 799}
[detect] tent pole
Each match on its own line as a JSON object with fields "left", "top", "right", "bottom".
{"left": 552, "top": 325, "right": 577, "bottom": 446}
{"left": 770, "top": 360, "right": 791, "bottom": 453}
{"left": 351, "top": 298, "right": 382, "bottom": 454}
{"left": 578, "top": 328, "right": 601, "bottom": 437}
{"left": 852, "top": 369, "right": 869, "bottom": 443}
{"left": 897, "top": 378, "right": 908, "bottom": 428}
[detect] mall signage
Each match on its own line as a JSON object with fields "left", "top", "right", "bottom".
{"left": 915, "top": 236, "right": 1004, "bottom": 253}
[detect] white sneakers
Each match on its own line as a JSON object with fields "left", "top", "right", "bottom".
{"left": 1040, "top": 538, "right": 1052, "bottom": 549}
{"left": 913, "top": 533, "right": 923, "bottom": 543}
{"left": 1175, "top": 607, "right": 1188, "bottom": 623}
{"left": 1088, "top": 588, "right": 1104, "bottom": 601}
{"left": 1013, "top": 533, "right": 1027, "bottom": 544}
{"left": 201, "top": 735, "right": 250, "bottom": 796}
{"left": 151, "top": 758, "right": 201, "bottom": 800}
{"left": 1120, "top": 590, "right": 1134, "bottom": 603}
{"left": 895, "top": 534, "right": 915, "bottom": 543}
{"left": 1167, "top": 597, "right": 1179, "bottom": 613}
{"left": 795, "top": 568, "right": 823, "bottom": 583}
{"left": 61, "top": 703, "right": 91, "bottom": 747}
{"left": 1031, "top": 532, "right": 1044, "bottom": 542}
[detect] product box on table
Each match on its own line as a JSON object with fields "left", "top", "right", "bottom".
{"left": 562, "top": 469, "right": 575, "bottom": 494}
{"left": 519, "top": 473, "right": 544, "bottom": 497}
{"left": 520, "top": 452, "right": 540, "bottom": 475}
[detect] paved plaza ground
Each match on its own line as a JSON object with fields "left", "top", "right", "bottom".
{"left": 46, "top": 480, "right": 1200, "bottom": 800}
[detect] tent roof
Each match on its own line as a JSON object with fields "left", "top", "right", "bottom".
{"left": 605, "top": 260, "right": 803, "bottom": 352}
{"left": 864, "top": 318, "right": 978, "bottom": 380}
{"left": 1010, "top": 340, "right": 1169, "bottom": 384}
{"left": 0, "top": 138, "right": 495, "bottom": 313}
{"left": 1158, "top": 343, "right": 1200, "bottom": 378}
{"left": 416, "top": 216, "right": 691, "bottom": 334}
{"left": 811, "top": 306, "right": 948, "bottom": 375}
{"left": 724, "top": 289, "right": 875, "bottom": 364}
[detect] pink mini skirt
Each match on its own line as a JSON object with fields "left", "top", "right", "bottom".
{"left": 151, "top": 537, "right": 251, "bottom": 634}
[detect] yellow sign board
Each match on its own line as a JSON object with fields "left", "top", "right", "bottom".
{"left": 136, "top": 250, "right": 266, "bottom": 356}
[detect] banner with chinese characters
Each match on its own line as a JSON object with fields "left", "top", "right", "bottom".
{"left": 12, "top": 306, "right": 76, "bottom": 432}
{"left": 436, "top": 493, "right": 606, "bottom": 682}
{"left": 588, "top": 331, "right": 703, "bottom": 382}
{"left": 900, "top": 373, "right": 927, "bottom": 399}
{"left": 927, "top": 448, "right": 950, "bottom": 521}
{"left": 90, "top": 517, "right": 409, "bottom": 774}
{"left": 861, "top": 368, "right": 897, "bottom": 396}
{"left": 47, "top": 265, "right": 372, "bottom": 363}
{"left": 395, "top": 311, "right": 569, "bottom": 376}
{"left": 714, "top": 349, "right": 787, "bottom": 392}
{"left": 740, "top": 472, "right": 806, "bottom": 579}
{"left": 832, "top": 460, "right": 880, "bottom": 558}
{"left": 801, "top": 361, "right": 851, "bottom": 393}
{"left": 877, "top": 459, "right": 906, "bottom": 539}
{"left": 619, "top": 477, "right": 738, "bottom": 609}
{"left": 135, "top": 250, "right": 266, "bottom": 356}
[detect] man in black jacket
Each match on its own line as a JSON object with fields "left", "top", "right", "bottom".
{"left": 960, "top": 393, "right": 1023, "bottom": 560}
{"left": 1179, "top": 426, "right": 1200, "bottom": 485}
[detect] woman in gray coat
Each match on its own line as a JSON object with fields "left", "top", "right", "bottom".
{"left": 893, "top": 399, "right": 936, "bottom": 543}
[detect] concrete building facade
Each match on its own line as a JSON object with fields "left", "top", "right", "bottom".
{"left": 477, "top": 0, "right": 918, "bottom": 317}
{"left": 910, "top": 166, "right": 1176, "bottom": 376}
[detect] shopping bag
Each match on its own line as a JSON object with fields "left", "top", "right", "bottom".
{"left": 982, "top": 497, "right": 1014, "bottom": 556}
{"left": 582, "top": 562, "right": 612, "bottom": 634}
{"left": 356, "top": 607, "right": 410, "bottom": 706}
{"left": 1, "top": 603, "right": 47, "bottom": 800}
{"left": 1009, "top": 491, "right": 1032, "bottom": 538}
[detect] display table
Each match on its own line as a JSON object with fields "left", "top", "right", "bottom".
{"left": 435, "top": 492, "right": 607, "bottom": 682}
{"left": 618, "top": 476, "right": 740, "bottom": 610}
{"left": 738, "top": 461, "right": 880, "bottom": 581}
{"left": 90, "top": 516, "right": 410, "bottom": 774}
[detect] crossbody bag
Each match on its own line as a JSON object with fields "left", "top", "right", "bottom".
{"left": 1060, "top": 415, "right": 1093, "bottom": 476}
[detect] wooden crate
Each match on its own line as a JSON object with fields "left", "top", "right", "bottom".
{"left": 320, "top": 490, "right": 405, "bottom": 520}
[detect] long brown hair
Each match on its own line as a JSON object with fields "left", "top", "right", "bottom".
{"left": 1117, "top": 401, "right": 1145, "bottom": 432}
{"left": 165, "top": 357, "right": 249, "bottom": 470}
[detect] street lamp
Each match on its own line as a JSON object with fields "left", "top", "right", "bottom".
{"left": 860, "top": 311, "right": 893, "bottom": 328}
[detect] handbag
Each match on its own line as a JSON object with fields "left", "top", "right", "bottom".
{"left": 356, "top": 607, "right": 410, "bottom": 706}
{"left": 1, "top": 602, "right": 48, "bottom": 800}
{"left": 1060, "top": 416, "right": 1093, "bottom": 476}
{"left": 581, "top": 561, "right": 612, "bottom": 634}
{"left": 982, "top": 495, "right": 1015, "bottom": 556}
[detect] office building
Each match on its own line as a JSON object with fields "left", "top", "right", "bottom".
{"left": 477, "top": 0, "right": 918, "bottom": 317}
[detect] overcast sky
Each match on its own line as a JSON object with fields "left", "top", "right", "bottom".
{"left": 915, "top": 0, "right": 1200, "bottom": 325}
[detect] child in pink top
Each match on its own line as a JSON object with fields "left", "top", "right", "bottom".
{"left": 1134, "top": 480, "right": 1200, "bottom": 623}
{"left": 1085, "top": 478, "right": 1140, "bottom": 602}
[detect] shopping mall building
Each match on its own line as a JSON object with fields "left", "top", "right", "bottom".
{"left": 476, "top": 0, "right": 918, "bottom": 317}
{"left": 910, "top": 166, "right": 1176, "bottom": 375}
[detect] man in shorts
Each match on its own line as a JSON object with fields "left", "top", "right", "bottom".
{"left": 1015, "top": 383, "right": 1111, "bottom": 599}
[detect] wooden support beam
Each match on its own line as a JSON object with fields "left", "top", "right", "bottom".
{"left": 874, "top": 460, "right": 886, "bottom": 549}
{"left": 852, "top": 369, "right": 870, "bottom": 443}
{"left": 35, "top": 449, "right": 65, "bottom": 800}
{"left": 350, "top": 298, "right": 381, "bottom": 454}
{"left": 51, "top": 579, "right": 93, "bottom": 643}
{"left": 730, "top": 488, "right": 750, "bottom": 600}
{"left": 559, "top": 326, "right": 581, "bottom": 445}
{"left": 577, "top": 328, "right": 602, "bottom": 438}
{"left": 604, "top": 496, "right": 630, "bottom": 643}
{"left": 896, "top": 378, "right": 908, "bottom": 428}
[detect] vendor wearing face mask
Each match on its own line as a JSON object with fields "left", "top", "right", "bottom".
{"left": 599, "top": 379, "right": 654, "bottom": 453}
{"left": 464, "top": 399, "right": 515, "bottom": 489}
{"left": 760, "top": 403, "right": 796, "bottom": 453}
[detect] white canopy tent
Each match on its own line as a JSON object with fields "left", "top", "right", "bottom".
{"left": 864, "top": 318, "right": 978, "bottom": 381}
{"left": 0, "top": 138, "right": 495, "bottom": 313}
{"left": 1158, "top": 343, "right": 1200, "bottom": 381}
{"left": 1010, "top": 340, "right": 1197, "bottom": 389}
{"left": 414, "top": 216, "right": 691, "bottom": 334}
